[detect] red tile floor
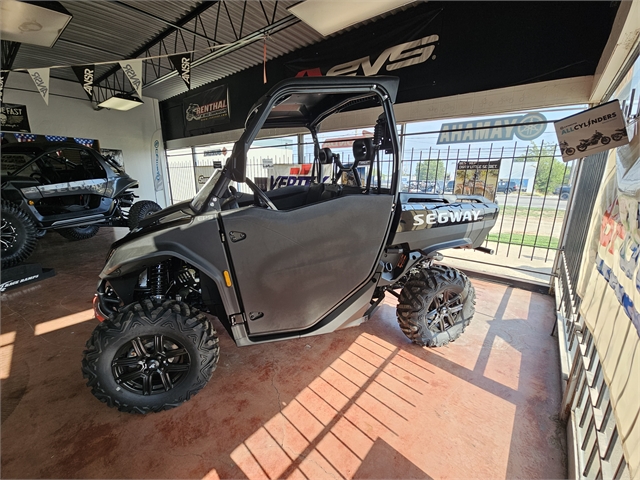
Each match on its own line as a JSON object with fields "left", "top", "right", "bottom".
{"left": 1, "top": 229, "right": 566, "bottom": 479}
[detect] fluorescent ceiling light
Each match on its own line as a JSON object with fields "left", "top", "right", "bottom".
{"left": 288, "top": 0, "right": 415, "bottom": 37}
{"left": 0, "top": 0, "right": 73, "bottom": 48}
{"left": 98, "top": 94, "right": 144, "bottom": 111}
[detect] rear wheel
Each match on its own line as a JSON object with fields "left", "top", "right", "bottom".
{"left": 396, "top": 265, "right": 475, "bottom": 347}
{"left": 57, "top": 225, "right": 100, "bottom": 240}
{"left": 1, "top": 201, "right": 37, "bottom": 269}
{"left": 128, "top": 200, "right": 162, "bottom": 230}
{"left": 82, "top": 299, "right": 219, "bottom": 413}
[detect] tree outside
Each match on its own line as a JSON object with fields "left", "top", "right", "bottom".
{"left": 516, "top": 143, "right": 571, "bottom": 193}
{"left": 414, "top": 159, "right": 447, "bottom": 182}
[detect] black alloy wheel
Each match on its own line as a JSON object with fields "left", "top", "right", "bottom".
{"left": 397, "top": 265, "right": 476, "bottom": 347}
{"left": 112, "top": 334, "right": 191, "bottom": 396}
{"left": 82, "top": 299, "right": 219, "bottom": 413}
{"left": 1, "top": 200, "right": 37, "bottom": 269}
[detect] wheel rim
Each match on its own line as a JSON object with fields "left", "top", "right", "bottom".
{"left": 112, "top": 334, "right": 191, "bottom": 396}
{"left": 426, "top": 290, "right": 463, "bottom": 333}
{"left": 1, "top": 218, "right": 18, "bottom": 252}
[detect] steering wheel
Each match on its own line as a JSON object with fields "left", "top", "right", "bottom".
{"left": 245, "top": 178, "right": 277, "bottom": 210}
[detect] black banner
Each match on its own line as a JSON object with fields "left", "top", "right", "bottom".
{"left": 0, "top": 70, "right": 8, "bottom": 104}
{"left": 1, "top": 103, "right": 31, "bottom": 132}
{"left": 169, "top": 53, "right": 191, "bottom": 90}
{"left": 72, "top": 65, "right": 95, "bottom": 100}
{"left": 183, "top": 85, "right": 230, "bottom": 136}
{"left": 160, "top": 2, "right": 616, "bottom": 141}
{"left": 285, "top": 8, "right": 442, "bottom": 95}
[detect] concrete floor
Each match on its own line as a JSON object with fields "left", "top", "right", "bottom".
{"left": 1, "top": 228, "right": 566, "bottom": 479}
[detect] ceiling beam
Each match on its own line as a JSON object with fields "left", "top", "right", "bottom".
{"left": 94, "top": 1, "right": 219, "bottom": 86}
{"left": 113, "top": 2, "right": 217, "bottom": 43}
{"left": 143, "top": 13, "right": 300, "bottom": 91}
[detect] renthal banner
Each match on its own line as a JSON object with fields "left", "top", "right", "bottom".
{"left": 183, "top": 85, "right": 230, "bottom": 135}
{"left": 437, "top": 113, "right": 547, "bottom": 144}
{"left": 285, "top": 8, "right": 442, "bottom": 92}
{"left": 555, "top": 100, "right": 628, "bottom": 162}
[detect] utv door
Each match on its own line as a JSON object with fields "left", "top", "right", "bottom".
{"left": 221, "top": 194, "right": 394, "bottom": 336}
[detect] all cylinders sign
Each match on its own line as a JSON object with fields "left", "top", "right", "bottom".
{"left": 554, "top": 100, "right": 628, "bottom": 162}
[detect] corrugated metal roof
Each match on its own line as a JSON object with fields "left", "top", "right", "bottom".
{"left": 6, "top": 0, "right": 418, "bottom": 102}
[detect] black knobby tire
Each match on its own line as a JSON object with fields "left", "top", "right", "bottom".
{"left": 396, "top": 265, "right": 476, "bottom": 347}
{"left": 57, "top": 225, "right": 100, "bottom": 240}
{"left": 128, "top": 200, "right": 162, "bottom": 230}
{"left": 1, "top": 201, "right": 37, "bottom": 269}
{"left": 82, "top": 299, "right": 219, "bottom": 414}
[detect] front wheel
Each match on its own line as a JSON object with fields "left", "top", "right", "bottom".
{"left": 577, "top": 144, "right": 588, "bottom": 152}
{"left": 612, "top": 133, "right": 623, "bottom": 142}
{"left": 57, "top": 225, "right": 100, "bottom": 240}
{"left": 82, "top": 299, "right": 219, "bottom": 413}
{"left": 396, "top": 265, "right": 476, "bottom": 347}
{"left": 1, "top": 201, "right": 37, "bottom": 269}
{"left": 601, "top": 136, "right": 611, "bottom": 145}
{"left": 565, "top": 147, "right": 576, "bottom": 156}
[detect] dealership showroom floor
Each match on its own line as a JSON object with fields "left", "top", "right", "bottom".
{"left": 2, "top": 230, "right": 564, "bottom": 479}
{"left": 2, "top": 1, "right": 640, "bottom": 478}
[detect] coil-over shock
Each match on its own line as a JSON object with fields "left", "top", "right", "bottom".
{"left": 149, "top": 261, "right": 168, "bottom": 301}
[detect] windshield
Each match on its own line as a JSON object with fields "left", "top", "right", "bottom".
{"left": 190, "top": 169, "right": 224, "bottom": 212}
{"left": 1, "top": 152, "right": 35, "bottom": 175}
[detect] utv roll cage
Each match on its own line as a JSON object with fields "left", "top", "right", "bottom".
{"left": 195, "top": 76, "right": 401, "bottom": 213}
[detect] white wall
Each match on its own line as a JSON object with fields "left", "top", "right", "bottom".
{"left": 3, "top": 72, "right": 170, "bottom": 207}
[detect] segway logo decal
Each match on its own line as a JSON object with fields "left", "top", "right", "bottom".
{"left": 413, "top": 210, "right": 482, "bottom": 226}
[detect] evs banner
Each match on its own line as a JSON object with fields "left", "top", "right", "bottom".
{"left": 0, "top": 71, "right": 8, "bottom": 104}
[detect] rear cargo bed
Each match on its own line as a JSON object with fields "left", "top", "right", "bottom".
{"left": 391, "top": 193, "right": 499, "bottom": 253}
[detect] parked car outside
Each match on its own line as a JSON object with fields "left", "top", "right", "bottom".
{"left": 497, "top": 180, "right": 519, "bottom": 194}
{"left": 554, "top": 185, "right": 571, "bottom": 199}
{"left": 445, "top": 180, "right": 455, "bottom": 193}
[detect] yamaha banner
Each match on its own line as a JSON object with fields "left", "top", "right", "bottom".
{"left": 183, "top": 85, "right": 230, "bottom": 136}
{"left": 72, "top": 65, "right": 95, "bottom": 100}
{"left": 169, "top": 54, "right": 191, "bottom": 90}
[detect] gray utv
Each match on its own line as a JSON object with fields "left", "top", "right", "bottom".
{"left": 1, "top": 142, "right": 161, "bottom": 269}
{"left": 83, "top": 76, "right": 499, "bottom": 413}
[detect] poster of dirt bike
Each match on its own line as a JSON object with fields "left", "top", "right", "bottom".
{"left": 453, "top": 160, "right": 500, "bottom": 201}
{"left": 555, "top": 100, "right": 628, "bottom": 162}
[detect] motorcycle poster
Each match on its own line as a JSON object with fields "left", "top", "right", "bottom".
{"left": 555, "top": 100, "right": 628, "bottom": 162}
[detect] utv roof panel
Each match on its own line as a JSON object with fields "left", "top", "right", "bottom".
{"left": 248, "top": 76, "right": 400, "bottom": 129}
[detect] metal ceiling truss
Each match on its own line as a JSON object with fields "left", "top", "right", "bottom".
{"left": 1, "top": 40, "right": 21, "bottom": 71}
{"left": 93, "top": 0, "right": 298, "bottom": 106}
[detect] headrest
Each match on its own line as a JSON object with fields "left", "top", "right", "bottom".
{"left": 353, "top": 138, "right": 374, "bottom": 163}
{"left": 318, "top": 147, "right": 335, "bottom": 165}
